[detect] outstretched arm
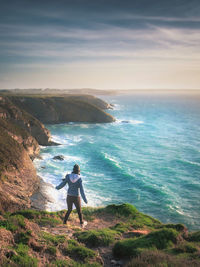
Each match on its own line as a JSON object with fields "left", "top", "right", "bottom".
{"left": 80, "top": 180, "right": 87, "bottom": 204}
{"left": 56, "top": 175, "right": 68, "bottom": 190}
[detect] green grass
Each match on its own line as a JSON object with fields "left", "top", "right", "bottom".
{"left": 187, "top": 231, "right": 200, "bottom": 242}
{"left": 113, "top": 228, "right": 179, "bottom": 258}
{"left": 48, "top": 259, "right": 69, "bottom": 267}
{"left": 35, "top": 217, "right": 61, "bottom": 227}
{"left": 130, "top": 212, "right": 162, "bottom": 229}
{"left": 126, "top": 250, "right": 200, "bottom": 267}
{"left": 0, "top": 214, "right": 25, "bottom": 232}
{"left": 110, "top": 222, "right": 131, "bottom": 233}
{"left": 42, "top": 232, "right": 66, "bottom": 245}
{"left": 12, "top": 243, "right": 38, "bottom": 267}
{"left": 103, "top": 203, "right": 138, "bottom": 218}
{"left": 81, "top": 207, "right": 97, "bottom": 221}
{"left": 63, "top": 239, "right": 96, "bottom": 262}
{"left": 45, "top": 245, "right": 57, "bottom": 256}
{"left": 173, "top": 242, "right": 198, "bottom": 254}
{"left": 13, "top": 209, "right": 63, "bottom": 226}
{"left": 74, "top": 228, "right": 118, "bottom": 247}
{"left": 158, "top": 223, "right": 186, "bottom": 232}
{"left": 15, "top": 230, "right": 32, "bottom": 244}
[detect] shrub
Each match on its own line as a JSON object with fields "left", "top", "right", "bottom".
{"left": 113, "top": 228, "right": 179, "bottom": 258}
{"left": 75, "top": 228, "right": 118, "bottom": 247}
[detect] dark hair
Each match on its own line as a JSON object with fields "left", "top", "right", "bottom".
{"left": 72, "top": 164, "right": 80, "bottom": 174}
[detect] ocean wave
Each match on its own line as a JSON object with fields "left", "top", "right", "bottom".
{"left": 115, "top": 119, "right": 144, "bottom": 125}
{"left": 103, "top": 152, "right": 122, "bottom": 169}
{"left": 51, "top": 135, "right": 71, "bottom": 145}
{"left": 176, "top": 159, "right": 200, "bottom": 168}
{"left": 112, "top": 104, "right": 122, "bottom": 110}
{"left": 167, "top": 204, "right": 185, "bottom": 216}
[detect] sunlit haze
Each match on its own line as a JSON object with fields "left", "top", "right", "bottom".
{"left": 0, "top": 0, "right": 200, "bottom": 90}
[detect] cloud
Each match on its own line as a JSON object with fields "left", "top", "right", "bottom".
{"left": 0, "top": 0, "right": 200, "bottom": 89}
{"left": 1, "top": 23, "right": 200, "bottom": 65}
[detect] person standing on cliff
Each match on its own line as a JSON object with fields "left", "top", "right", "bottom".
{"left": 55, "top": 164, "right": 88, "bottom": 228}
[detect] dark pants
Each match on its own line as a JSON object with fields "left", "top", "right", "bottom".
{"left": 64, "top": 195, "right": 83, "bottom": 224}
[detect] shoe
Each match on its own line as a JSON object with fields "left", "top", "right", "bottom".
{"left": 81, "top": 221, "right": 87, "bottom": 228}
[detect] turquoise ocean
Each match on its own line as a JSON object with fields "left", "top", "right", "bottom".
{"left": 34, "top": 94, "right": 200, "bottom": 230}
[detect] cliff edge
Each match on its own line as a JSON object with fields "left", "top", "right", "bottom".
{"left": 10, "top": 95, "right": 115, "bottom": 124}
{"left": 0, "top": 203, "right": 199, "bottom": 267}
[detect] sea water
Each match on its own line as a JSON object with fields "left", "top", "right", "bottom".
{"left": 34, "top": 93, "right": 200, "bottom": 230}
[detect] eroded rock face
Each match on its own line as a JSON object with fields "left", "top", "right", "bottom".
{"left": 0, "top": 148, "right": 39, "bottom": 213}
{"left": 0, "top": 96, "right": 52, "bottom": 146}
{"left": 0, "top": 97, "right": 41, "bottom": 212}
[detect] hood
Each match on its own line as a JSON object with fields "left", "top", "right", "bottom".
{"left": 69, "top": 173, "right": 80, "bottom": 183}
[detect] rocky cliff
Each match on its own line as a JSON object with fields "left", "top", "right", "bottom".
{"left": 0, "top": 125, "right": 39, "bottom": 212}
{"left": 10, "top": 95, "right": 115, "bottom": 124}
{"left": 0, "top": 96, "right": 52, "bottom": 147}
{"left": 0, "top": 96, "right": 53, "bottom": 212}
{"left": 0, "top": 94, "right": 115, "bottom": 213}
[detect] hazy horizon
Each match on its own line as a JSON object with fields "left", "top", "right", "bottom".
{"left": 0, "top": 0, "right": 200, "bottom": 90}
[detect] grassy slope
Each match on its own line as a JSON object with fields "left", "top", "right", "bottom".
{"left": 0, "top": 203, "right": 199, "bottom": 267}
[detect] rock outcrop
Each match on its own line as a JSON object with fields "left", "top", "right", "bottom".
{"left": 10, "top": 95, "right": 115, "bottom": 124}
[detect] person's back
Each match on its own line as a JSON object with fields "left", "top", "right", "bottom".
{"left": 56, "top": 164, "right": 87, "bottom": 227}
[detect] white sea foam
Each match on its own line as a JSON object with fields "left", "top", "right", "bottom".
{"left": 115, "top": 119, "right": 144, "bottom": 125}
{"left": 112, "top": 104, "right": 122, "bottom": 110}
{"left": 130, "top": 120, "right": 144, "bottom": 124}
{"left": 167, "top": 204, "right": 185, "bottom": 216}
{"left": 51, "top": 135, "right": 73, "bottom": 145}
{"left": 104, "top": 153, "right": 121, "bottom": 169}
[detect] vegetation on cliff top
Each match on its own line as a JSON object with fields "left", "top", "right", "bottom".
{"left": 10, "top": 95, "right": 115, "bottom": 124}
{"left": 0, "top": 203, "right": 199, "bottom": 267}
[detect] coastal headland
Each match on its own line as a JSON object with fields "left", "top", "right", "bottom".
{"left": 0, "top": 93, "right": 115, "bottom": 213}
{"left": 0, "top": 90, "right": 199, "bottom": 266}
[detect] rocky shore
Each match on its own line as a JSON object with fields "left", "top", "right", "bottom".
{"left": 0, "top": 94, "right": 115, "bottom": 213}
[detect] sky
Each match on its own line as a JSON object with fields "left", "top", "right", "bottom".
{"left": 0, "top": 0, "right": 200, "bottom": 90}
